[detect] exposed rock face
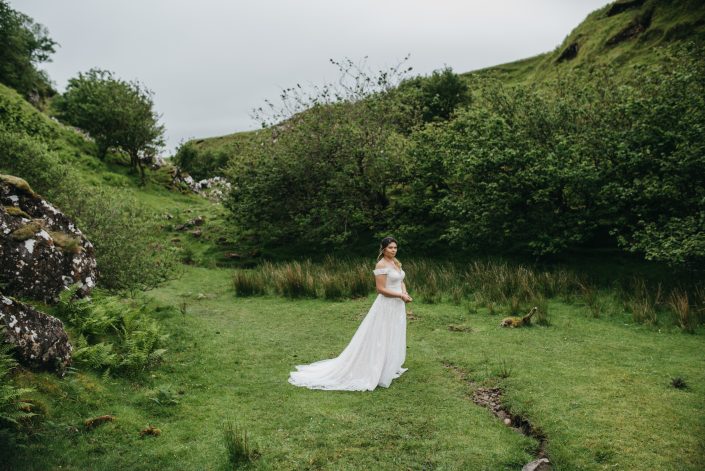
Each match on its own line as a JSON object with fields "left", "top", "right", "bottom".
{"left": 0, "top": 295, "right": 72, "bottom": 376}
{"left": 606, "top": 7, "right": 654, "bottom": 46}
{"left": 170, "top": 166, "right": 231, "bottom": 202}
{"left": 0, "top": 175, "right": 98, "bottom": 303}
{"left": 557, "top": 42, "right": 579, "bottom": 62}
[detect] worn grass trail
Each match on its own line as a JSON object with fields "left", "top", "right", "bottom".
{"left": 9, "top": 265, "right": 705, "bottom": 470}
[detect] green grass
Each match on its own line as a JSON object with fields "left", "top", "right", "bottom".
{"left": 463, "top": 0, "right": 705, "bottom": 87}
{"left": 6, "top": 266, "right": 704, "bottom": 470}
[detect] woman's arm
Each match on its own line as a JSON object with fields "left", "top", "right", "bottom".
{"left": 375, "top": 275, "right": 403, "bottom": 298}
{"left": 375, "top": 275, "right": 412, "bottom": 302}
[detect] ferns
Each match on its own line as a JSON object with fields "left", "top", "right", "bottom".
{"left": 57, "top": 285, "right": 168, "bottom": 375}
{"left": 0, "top": 334, "right": 36, "bottom": 449}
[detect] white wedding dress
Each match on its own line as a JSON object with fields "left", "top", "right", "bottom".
{"left": 288, "top": 267, "right": 408, "bottom": 391}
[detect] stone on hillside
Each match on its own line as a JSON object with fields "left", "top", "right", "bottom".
{"left": 0, "top": 174, "right": 98, "bottom": 303}
{"left": 0, "top": 295, "right": 72, "bottom": 376}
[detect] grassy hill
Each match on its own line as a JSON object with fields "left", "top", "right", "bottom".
{"left": 465, "top": 0, "right": 705, "bottom": 85}
{"left": 182, "top": 0, "right": 705, "bottom": 158}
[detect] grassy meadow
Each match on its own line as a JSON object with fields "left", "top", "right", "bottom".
{"left": 5, "top": 262, "right": 704, "bottom": 470}
{"left": 3, "top": 1, "right": 705, "bottom": 469}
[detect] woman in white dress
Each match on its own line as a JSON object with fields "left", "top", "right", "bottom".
{"left": 288, "top": 237, "right": 413, "bottom": 391}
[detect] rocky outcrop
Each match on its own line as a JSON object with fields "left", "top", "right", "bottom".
{"left": 606, "top": 7, "right": 654, "bottom": 46}
{"left": 170, "top": 167, "right": 231, "bottom": 202}
{"left": 0, "top": 295, "right": 72, "bottom": 376}
{"left": 0, "top": 175, "right": 98, "bottom": 303}
{"left": 557, "top": 42, "right": 579, "bottom": 62}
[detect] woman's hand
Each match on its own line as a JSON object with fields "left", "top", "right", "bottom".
{"left": 401, "top": 292, "right": 413, "bottom": 303}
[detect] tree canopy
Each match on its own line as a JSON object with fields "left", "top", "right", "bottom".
{"left": 53, "top": 68, "right": 165, "bottom": 182}
{"left": 0, "top": 0, "right": 57, "bottom": 101}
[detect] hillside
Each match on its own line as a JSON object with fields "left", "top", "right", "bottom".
{"left": 188, "top": 0, "right": 705, "bottom": 152}
{"left": 0, "top": 81, "right": 239, "bottom": 272}
{"left": 466, "top": 0, "right": 705, "bottom": 84}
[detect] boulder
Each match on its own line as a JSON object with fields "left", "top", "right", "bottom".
{"left": 0, "top": 175, "right": 98, "bottom": 303}
{"left": 0, "top": 295, "right": 72, "bottom": 376}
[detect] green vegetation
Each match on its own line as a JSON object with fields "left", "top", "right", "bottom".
{"left": 0, "top": 330, "right": 37, "bottom": 452}
{"left": 3, "top": 267, "right": 703, "bottom": 470}
{"left": 465, "top": 0, "right": 705, "bottom": 86}
{"left": 0, "top": 0, "right": 56, "bottom": 101}
{"left": 55, "top": 285, "right": 169, "bottom": 375}
{"left": 0, "top": 81, "right": 180, "bottom": 291}
{"left": 53, "top": 68, "right": 165, "bottom": 181}
{"left": 1, "top": 1, "right": 705, "bottom": 469}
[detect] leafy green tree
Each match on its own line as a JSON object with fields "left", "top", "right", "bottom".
{"left": 53, "top": 68, "right": 164, "bottom": 182}
{"left": 0, "top": 0, "right": 56, "bottom": 100}
{"left": 225, "top": 57, "right": 414, "bottom": 250}
{"left": 392, "top": 67, "right": 470, "bottom": 132}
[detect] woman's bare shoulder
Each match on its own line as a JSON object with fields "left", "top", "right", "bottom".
{"left": 375, "top": 260, "right": 387, "bottom": 269}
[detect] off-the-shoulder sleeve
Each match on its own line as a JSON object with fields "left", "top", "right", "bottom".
{"left": 373, "top": 268, "right": 389, "bottom": 276}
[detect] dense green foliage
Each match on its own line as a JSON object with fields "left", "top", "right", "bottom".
{"left": 172, "top": 140, "right": 231, "bottom": 181}
{"left": 399, "top": 43, "right": 705, "bottom": 264}
{"left": 394, "top": 66, "right": 471, "bottom": 128}
{"left": 55, "top": 286, "right": 169, "bottom": 375}
{"left": 222, "top": 42, "right": 705, "bottom": 266}
{"left": 0, "top": 0, "right": 56, "bottom": 100}
{"left": 53, "top": 68, "right": 165, "bottom": 181}
{"left": 0, "top": 331, "right": 36, "bottom": 452}
{"left": 224, "top": 96, "right": 407, "bottom": 248}
{"left": 0, "top": 84, "right": 178, "bottom": 291}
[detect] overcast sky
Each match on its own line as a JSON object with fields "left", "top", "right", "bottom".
{"left": 13, "top": 1, "right": 612, "bottom": 155}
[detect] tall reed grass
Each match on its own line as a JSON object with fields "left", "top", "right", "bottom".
{"left": 229, "top": 258, "right": 704, "bottom": 330}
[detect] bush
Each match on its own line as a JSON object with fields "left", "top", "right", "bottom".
{"left": 172, "top": 140, "right": 232, "bottom": 181}
{"left": 53, "top": 185, "right": 180, "bottom": 292}
{"left": 394, "top": 42, "right": 705, "bottom": 264}
{"left": 0, "top": 2, "right": 56, "bottom": 100}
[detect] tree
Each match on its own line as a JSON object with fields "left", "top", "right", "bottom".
{"left": 0, "top": 0, "right": 57, "bottom": 101}
{"left": 54, "top": 68, "right": 165, "bottom": 182}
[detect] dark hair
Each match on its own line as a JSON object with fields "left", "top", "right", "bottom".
{"left": 380, "top": 236, "right": 397, "bottom": 250}
{"left": 377, "top": 236, "right": 401, "bottom": 268}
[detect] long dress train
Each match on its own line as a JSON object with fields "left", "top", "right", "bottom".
{"left": 288, "top": 267, "right": 408, "bottom": 391}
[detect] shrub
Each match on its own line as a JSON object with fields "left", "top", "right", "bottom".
{"left": 54, "top": 184, "right": 180, "bottom": 291}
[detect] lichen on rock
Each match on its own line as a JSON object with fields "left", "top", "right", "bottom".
{"left": 0, "top": 294, "right": 73, "bottom": 376}
{"left": 0, "top": 175, "right": 98, "bottom": 303}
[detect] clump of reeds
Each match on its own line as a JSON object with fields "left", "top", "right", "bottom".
{"left": 232, "top": 270, "right": 266, "bottom": 296}
{"left": 273, "top": 260, "right": 317, "bottom": 298}
{"left": 669, "top": 288, "right": 694, "bottom": 333}
{"left": 628, "top": 278, "right": 660, "bottom": 325}
{"left": 579, "top": 282, "right": 602, "bottom": 318}
{"left": 348, "top": 264, "right": 373, "bottom": 298}
{"left": 222, "top": 419, "right": 260, "bottom": 467}
{"left": 321, "top": 272, "right": 344, "bottom": 300}
{"left": 531, "top": 293, "right": 550, "bottom": 326}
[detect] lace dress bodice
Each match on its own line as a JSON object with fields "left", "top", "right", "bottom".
{"left": 373, "top": 267, "right": 405, "bottom": 294}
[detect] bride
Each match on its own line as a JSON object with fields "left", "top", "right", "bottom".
{"left": 288, "top": 237, "right": 412, "bottom": 391}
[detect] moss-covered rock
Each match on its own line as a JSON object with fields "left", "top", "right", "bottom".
{"left": 0, "top": 176, "right": 97, "bottom": 303}
{"left": 47, "top": 230, "right": 82, "bottom": 254}
{"left": 4, "top": 205, "right": 30, "bottom": 219}
{"left": 0, "top": 174, "right": 38, "bottom": 198}
{"left": 9, "top": 220, "right": 43, "bottom": 241}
